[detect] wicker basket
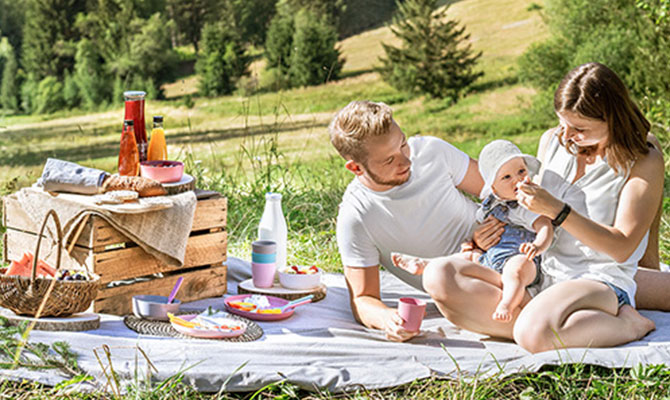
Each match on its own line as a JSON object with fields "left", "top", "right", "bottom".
{"left": 0, "top": 210, "right": 100, "bottom": 317}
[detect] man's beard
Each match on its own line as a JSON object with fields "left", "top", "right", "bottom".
{"left": 364, "top": 166, "right": 411, "bottom": 187}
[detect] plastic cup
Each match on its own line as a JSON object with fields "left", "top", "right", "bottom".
{"left": 252, "top": 252, "right": 277, "bottom": 263}
{"left": 398, "top": 297, "right": 426, "bottom": 332}
{"left": 252, "top": 240, "right": 277, "bottom": 254}
{"left": 252, "top": 262, "right": 276, "bottom": 288}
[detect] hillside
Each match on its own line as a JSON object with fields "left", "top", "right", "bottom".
{"left": 0, "top": 0, "right": 549, "bottom": 195}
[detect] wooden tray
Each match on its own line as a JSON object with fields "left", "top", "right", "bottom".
{"left": 237, "top": 279, "right": 326, "bottom": 302}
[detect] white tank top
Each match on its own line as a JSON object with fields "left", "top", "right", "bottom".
{"left": 538, "top": 129, "right": 647, "bottom": 306}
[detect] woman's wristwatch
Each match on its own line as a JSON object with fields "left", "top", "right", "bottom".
{"left": 551, "top": 203, "right": 572, "bottom": 227}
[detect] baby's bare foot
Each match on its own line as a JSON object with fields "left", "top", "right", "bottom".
{"left": 492, "top": 303, "right": 513, "bottom": 323}
{"left": 391, "top": 252, "right": 428, "bottom": 275}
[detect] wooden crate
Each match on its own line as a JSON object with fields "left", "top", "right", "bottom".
{"left": 2, "top": 193, "right": 227, "bottom": 316}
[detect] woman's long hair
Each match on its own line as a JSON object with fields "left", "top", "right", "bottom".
{"left": 554, "top": 62, "right": 650, "bottom": 173}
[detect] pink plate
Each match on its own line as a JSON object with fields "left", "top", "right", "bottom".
{"left": 170, "top": 314, "right": 247, "bottom": 339}
{"left": 224, "top": 294, "right": 295, "bottom": 321}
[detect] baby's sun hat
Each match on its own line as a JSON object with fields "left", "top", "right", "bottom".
{"left": 478, "top": 139, "right": 541, "bottom": 199}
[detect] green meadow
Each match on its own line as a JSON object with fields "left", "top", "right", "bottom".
{"left": 1, "top": 0, "right": 669, "bottom": 397}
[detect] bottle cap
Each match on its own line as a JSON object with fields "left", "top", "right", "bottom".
{"left": 124, "top": 119, "right": 134, "bottom": 126}
{"left": 265, "top": 192, "right": 282, "bottom": 201}
{"left": 153, "top": 116, "right": 163, "bottom": 123}
{"left": 123, "top": 91, "right": 146, "bottom": 101}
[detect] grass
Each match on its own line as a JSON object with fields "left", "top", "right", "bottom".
{"left": 1, "top": 0, "right": 670, "bottom": 397}
{"left": 1, "top": 363, "right": 670, "bottom": 399}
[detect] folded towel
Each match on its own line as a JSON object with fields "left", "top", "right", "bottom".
{"left": 13, "top": 186, "right": 196, "bottom": 267}
{"left": 38, "top": 158, "right": 109, "bottom": 195}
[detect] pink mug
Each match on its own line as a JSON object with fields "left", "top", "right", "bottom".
{"left": 398, "top": 297, "right": 426, "bottom": 332}
{"left": 251, "top": 262, "right": 276, "bottom": 288}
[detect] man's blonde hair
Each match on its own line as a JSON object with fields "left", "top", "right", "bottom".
{"left": 329, "top": 101, "right": 394, "bottom": 163}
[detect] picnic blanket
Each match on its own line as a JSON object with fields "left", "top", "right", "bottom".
{"left": 2, "top": 257, "right": 670, "bottom": 393}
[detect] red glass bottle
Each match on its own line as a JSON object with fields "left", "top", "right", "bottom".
{"left": 118, "top": 119, "right": 140, "bottom": 176}
{"left": 123, "top": 90, "right": 147, "bottom": 161}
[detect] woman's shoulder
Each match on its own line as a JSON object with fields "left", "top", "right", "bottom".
{"left": 630, "top": 142, "right": 664, "bottom": 178}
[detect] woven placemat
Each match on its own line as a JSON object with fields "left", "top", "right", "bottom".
{"left": 123, "top": 311, "right": 263, "bottom": 342}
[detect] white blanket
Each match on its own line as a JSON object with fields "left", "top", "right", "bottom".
{"left": 2, "top": 257, "right": 670, "bottom": 393}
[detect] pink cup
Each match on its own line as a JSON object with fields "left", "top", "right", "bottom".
{"left": 252, "top": 262, "right": 276, "bottom": 288}
{"left": 398, "top": 297, "right": 426, "bottom": 332}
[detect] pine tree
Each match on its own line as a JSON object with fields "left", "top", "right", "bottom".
{"left": 196, "top": 22, "right": 250, "bottom": 96}
{"left": 21, "top": 0, "right": 86, "bottom": 80}
{"left": 1, "top": 42, "right": 19, "bottom": 111}
{"left": 379, "top": 0, "right": 483, "bottom": 102}
{"left": 288, "top": 9, "right": 344, "bottom": 87}
{"left": 265, "top": 2, "right": 295, "bottom": 78}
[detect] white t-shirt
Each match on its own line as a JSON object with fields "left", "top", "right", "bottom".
{"left": 336, "top": 136, "right": 478, "bottom": 291}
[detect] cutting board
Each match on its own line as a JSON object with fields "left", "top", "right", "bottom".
{"left": 0, "top": 309, "right": 100, "bottom": 331}
{"left": 237, "top": 279, "right": 327, "bottom": 302}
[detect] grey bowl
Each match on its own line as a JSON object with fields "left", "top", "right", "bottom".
{"left": 132, "top": 295, "right": 181, "bottom": 321}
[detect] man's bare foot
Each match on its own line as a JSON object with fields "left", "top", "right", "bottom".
{"left": 492, "top": 302, "right": 513, "bottom": 323}
{"left": 619, "top": 305, "right": 656, "bottom": 340}
{"left": 391, "top": 252, "right": 429, "bottom": 275}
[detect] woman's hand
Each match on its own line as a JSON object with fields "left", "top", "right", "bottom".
{"left": 515, "top": 177, "right": 564, "bottom": 219}
{"left": 383, "top": 308, "right": 419, "bottom": 342}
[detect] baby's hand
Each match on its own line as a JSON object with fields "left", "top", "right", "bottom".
{"left": 460, "top": 241, "right": 476, "bottom": 253}
{"left": 519, "top": 242, "right": 538, "bottom": 260}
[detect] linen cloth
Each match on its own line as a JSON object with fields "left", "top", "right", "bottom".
{"left": 10, "top": 186, "right": 196, "bottom": 267}
{"left": 2, "top": 258, "right": 670, "bottom": 393}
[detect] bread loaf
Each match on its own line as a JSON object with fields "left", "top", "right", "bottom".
{"left": 102, "top": 175, "right": 166, "bottom": 197}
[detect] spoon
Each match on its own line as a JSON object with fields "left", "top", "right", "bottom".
{"left": 277, "top": 294, "right": 314, "bottom": 312}
{"left": 167, "top": 276, "right": 184, "bottom": 304}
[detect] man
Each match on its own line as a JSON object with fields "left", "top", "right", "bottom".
{"left": 329, "top": 100, "right": 502, "bottom": 341}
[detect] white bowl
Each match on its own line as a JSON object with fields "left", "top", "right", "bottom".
{"left": 278, "top": 266, "right": 322, "bottom": 290}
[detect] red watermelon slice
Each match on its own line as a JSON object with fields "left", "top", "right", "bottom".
{"left": 5, "top": 253, "right": 56, "bottom": 278}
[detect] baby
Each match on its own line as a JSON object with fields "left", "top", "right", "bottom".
{"left": 392, "top": 140, "right": 554, "bottom": 322}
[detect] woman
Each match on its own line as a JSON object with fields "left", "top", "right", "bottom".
{"left": 417, "top": 62, "right": 663, "bottom": 352}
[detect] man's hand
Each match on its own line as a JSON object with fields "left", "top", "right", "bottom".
{"left": 519, "top": 242, "right": 538, "bottom": 260}
{"left": 382, "top": 308, "right": 420, "bottom": 342}
{"left": 473, "top": 215, "right": 505, "bottom": 251}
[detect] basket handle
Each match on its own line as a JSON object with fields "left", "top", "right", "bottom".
{"left": 31, "top": 209, "right": 63, "bottom": 283}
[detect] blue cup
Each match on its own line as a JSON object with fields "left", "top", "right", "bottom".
{"left": 252, "top": 252, "right": 276, "bottom": 264}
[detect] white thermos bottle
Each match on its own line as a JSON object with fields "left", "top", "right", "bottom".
{"left": 258, "top": 192, "right": 288, "bottom": 270}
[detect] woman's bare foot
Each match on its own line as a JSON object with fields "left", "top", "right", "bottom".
{"left": 619, "top": 305, "right": 656, "bottom": 339}
{"left": 391, "top": 252, "right": 429, "bottom": 275}
{"left": 492, "top": 302, "right": 513, "bottom": 323}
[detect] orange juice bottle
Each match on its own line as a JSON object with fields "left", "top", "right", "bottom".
{"left": 118, "top": 120, "right": 139, "bottom": 176}
{"left": 147, "top": 116, "right": 167, "bottom": 161}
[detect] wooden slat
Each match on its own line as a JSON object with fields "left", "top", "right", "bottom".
{"left": 3, "top": 195, "right": 227, "bottom": 249}
{"left": 93, "top": 231, "right": 227, "bottom": 284}
{"left": 87, "top": 196, "right": 228, "bottom": 248}
{"left": 5, "top": 228, "right": 227, "bottom": 284}
{"left": 93, "top": 265, "right": 227, "bottom": 315}
{"left": 5, "top": 229, "right": 94, "bottom": 271}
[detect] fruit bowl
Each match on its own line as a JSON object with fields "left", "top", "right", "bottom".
{"left": 278, "top": 265, "right": 321, "bottom": 290}
{"left": 140, "top": 160, "right": 184, "bottom": 183}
